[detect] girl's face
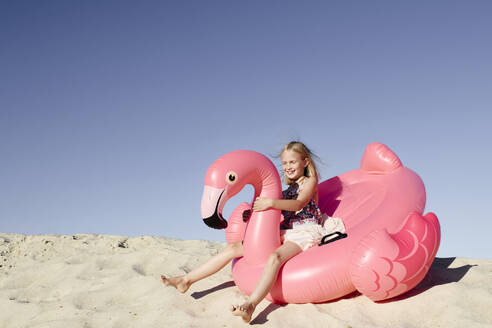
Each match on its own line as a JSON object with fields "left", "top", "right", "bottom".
{"left": 281, "top": 149, "right": 308, "bottom": 182}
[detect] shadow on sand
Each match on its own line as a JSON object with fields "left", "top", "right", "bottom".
{"left": 249, "top": 303, "right": 286, "bottom": 325}
{"left": 191, "top": 280, "right": 236, "bottom": 300}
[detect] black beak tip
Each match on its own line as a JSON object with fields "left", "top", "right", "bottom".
{"left": 203, "top": 213, "right": 228, "bottom": 229}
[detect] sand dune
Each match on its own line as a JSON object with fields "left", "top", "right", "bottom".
{"left": 0, "top": 233, "right": 490, "bottom": 328}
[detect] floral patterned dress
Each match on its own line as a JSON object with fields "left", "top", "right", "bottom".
{"left": 281, "top": 183, "right": 323, "bottom": 229}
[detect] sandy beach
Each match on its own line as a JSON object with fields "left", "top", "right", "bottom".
{"left": 0, "top": 233, "right": 490, "bottom": 328}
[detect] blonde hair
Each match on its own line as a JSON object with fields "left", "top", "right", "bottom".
{"left": 281, "top": 141, "right": 320, "bottom": 185}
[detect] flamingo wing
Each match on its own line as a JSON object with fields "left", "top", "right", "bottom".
{"left": 349, "top": 211, "right": 441, "bottom": 301}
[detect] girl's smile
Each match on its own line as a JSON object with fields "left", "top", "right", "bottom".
{"left": 281, "top": 150, "right": 308, "bottom": 182}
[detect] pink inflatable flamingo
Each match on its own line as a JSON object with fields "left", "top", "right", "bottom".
{"left": 201, "top": 143, "right": 441, "bottom": 303}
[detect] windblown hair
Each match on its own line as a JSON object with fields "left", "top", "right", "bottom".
{"left": 281, "top": 141, "right": 320, "bottom": 185}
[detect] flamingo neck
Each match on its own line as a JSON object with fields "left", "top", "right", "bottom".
{"left": 243, "top": 165, "right": 282, "bottom": 265}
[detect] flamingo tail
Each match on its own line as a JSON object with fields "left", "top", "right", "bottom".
{"left": 349, "top": 211, "right": 441, "bottom": 301}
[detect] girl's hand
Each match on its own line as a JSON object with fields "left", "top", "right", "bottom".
{"left": 253, "top": 197, "right": 274, "bottom": 212}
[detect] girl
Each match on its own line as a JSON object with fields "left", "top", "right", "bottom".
{"left": 162, "top": 141, "right": 327, "bottom": 323}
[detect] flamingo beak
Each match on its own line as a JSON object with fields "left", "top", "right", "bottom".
{"left": 201, "top": 185, "right": 228, "bottom": 229}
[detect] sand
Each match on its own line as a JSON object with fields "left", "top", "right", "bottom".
{"left": 0, "top": 233, "right": 490, "bottom": 328}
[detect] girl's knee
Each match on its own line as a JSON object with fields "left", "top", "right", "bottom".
{"left": 267, "top": 251, "right": 283, "bottom": 267}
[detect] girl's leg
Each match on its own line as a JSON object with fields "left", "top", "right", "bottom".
{"left": 231, "top": 241, "right": 302, "bottom": 322}
{"left": 161, "top": 241, "right": 243, "bottom": 293}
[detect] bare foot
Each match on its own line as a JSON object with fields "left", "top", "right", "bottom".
{"left": 230, "top": 302, "right": 256, "bottom": 323}
{"left": 160, "top": 275, "right": 191, "bottom": 293}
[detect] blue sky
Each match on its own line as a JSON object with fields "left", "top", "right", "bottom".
{"left": 1, "top": 1, "right": 491, "bottom": 259}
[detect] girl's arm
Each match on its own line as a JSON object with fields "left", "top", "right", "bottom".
{"left": 253, "top": 176, "right": 317, "bottom": 212}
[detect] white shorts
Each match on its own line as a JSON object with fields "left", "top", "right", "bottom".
{"left": 281, "top": 216, "right": 346, "bottom": 251}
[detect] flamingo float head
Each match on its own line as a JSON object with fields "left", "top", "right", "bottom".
{"left": 201, "top": 150, "right": 281, "bottom": 229}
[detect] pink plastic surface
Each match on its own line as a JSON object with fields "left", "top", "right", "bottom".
{"left": 201, "top": 143, "right": 441, "bottom": 303}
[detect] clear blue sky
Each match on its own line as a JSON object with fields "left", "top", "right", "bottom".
{"left": 1, "top": 1, "right": 491, "bottom": 259}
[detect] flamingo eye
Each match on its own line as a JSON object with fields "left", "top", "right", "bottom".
{"left": 226, "top": 171, "right": 238, "bottom": 184}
